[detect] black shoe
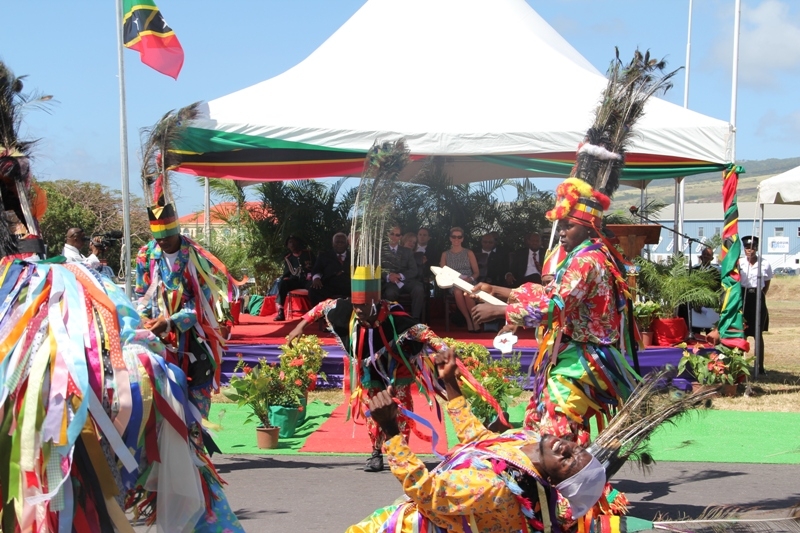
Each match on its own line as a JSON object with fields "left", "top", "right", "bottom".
{"left": 364, "top": 451, "right": 383, "bottom": 472}
{"left": 275, "top": 310, "right": 285, "bottom": 321}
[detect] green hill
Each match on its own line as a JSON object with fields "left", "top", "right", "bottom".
{"left": 612, "top": 156, "right": 800, "bottom": 208}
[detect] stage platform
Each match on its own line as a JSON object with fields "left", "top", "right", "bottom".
{"left": 223, "top": 313, "right": 696, "bottom": 390}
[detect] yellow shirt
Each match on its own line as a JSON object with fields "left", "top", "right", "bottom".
{"left": 381, "top": 396, "right": 536, "bottom": 532}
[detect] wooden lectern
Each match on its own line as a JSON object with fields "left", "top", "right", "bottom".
{"left": 606, "top": 224, "right": 661, "bottom": 260}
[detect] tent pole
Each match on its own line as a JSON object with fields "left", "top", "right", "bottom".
{"left": 204, "top": 177, "right": 211, "bottom": 247}
{"left": 754, "top": 204, "right": 764, "bottom": 379}
{"left": 115, "top": 0, "right": 132, "bottom": 297}
{"left": 677, "top": 0, "right": 693, "bottom": 266}
{"left": 673, "top": 179, "right": 681, "bottom": 258}
{"left": 675, "top": 177, "right": 684, "bottom": 258}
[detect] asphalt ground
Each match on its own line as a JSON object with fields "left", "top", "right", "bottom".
{"left": 133, "top": 454, "right": 800, "bottom": 532}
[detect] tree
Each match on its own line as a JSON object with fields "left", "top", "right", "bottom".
{"left": 254, "top": 178, "right": 355, "bottom": 253}
{"left": 37, "top": 180, "right": 151, "bottom": 274}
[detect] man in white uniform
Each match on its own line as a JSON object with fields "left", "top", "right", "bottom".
{"left": 738, "top": 235, "right": 773, "bottom": 374}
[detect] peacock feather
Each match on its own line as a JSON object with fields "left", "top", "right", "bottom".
{"left": 572, "top": 48, "right": 680, "bottom": 199}
{"left": 350, "top": 139, "right": 410, "bottom": 273}
{"left": 0, "top": 61, "right": 52, "bottom": 257}
{"left": 140, "top": 102, "right": 200, "bottom": 207}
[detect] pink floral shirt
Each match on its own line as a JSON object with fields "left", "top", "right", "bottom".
{"left": 507, "top": 241, "right": 621, "bottom": 345}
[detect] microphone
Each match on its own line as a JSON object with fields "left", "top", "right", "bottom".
{"left": 106, "top": 230, "right": 124, "bottom": 239}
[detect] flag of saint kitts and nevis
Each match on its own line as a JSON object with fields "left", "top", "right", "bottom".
{"left": 123, "top": 0, "right": 185, "bottom": 79}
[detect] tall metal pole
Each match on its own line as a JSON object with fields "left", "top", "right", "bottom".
{"left": 677, "top": 0, "right": 694, "bottom": 259}
{"left": 204, "top": 177, "right": 211, "bottom": 247}
{"left": 729, "top": 0, "right": 759, "bottom": 376}
{"left": 115, "top": 0, "right": 132, "bottom": 297}
{"left": 731, "top": 0, "right": 741, "bottom": 162}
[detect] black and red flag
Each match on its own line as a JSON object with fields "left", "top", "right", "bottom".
{"left": 123, "top": 0, "right": 184, "bottom": 79}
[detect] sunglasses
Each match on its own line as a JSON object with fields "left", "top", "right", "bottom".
{"left": 450, "top": 234, "right": 464, "bottom": 239}
{"left": 390, "top": 233, "right": 401, "bottom": 237}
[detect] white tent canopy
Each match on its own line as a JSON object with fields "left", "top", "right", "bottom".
{"left": 180, "top": 0, "right": 733, "bottom": 184}
{"left": 758, "top": 165, "right": 800, "bottom": 204}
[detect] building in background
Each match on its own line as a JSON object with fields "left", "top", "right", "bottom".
{"left": 649, "top": 203, "right": 800, "bottom": 269}
{"left": 178, "top": 201, "right": 270, "bottom": 241}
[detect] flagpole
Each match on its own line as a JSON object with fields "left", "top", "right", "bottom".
{"left": 731, "top": 0, "right": 741, "bottom": 162}
{"left": 677, "top": 0, "right": 694, "bottom": 260}
{"left": 115, "top": 0, "right": 133, "bottom": 297}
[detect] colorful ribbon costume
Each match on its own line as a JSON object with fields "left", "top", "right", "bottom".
{"left": 0, "top": 259, "right": 239, "bottom": 532}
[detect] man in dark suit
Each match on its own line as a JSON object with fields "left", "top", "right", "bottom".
{"left": 506, "top": 232, "right": 544, "bottom": 287}
{"left": 474, "top": 232, "right": 509, "bottom": 286}
{"left": 275, "top": 236, "right": 316, "bottom": 321}
{"left": 381, "top": 225, "right": 425, "bottom": 321}
{"left": 414, "top": 227, "right": 438, "bottom": 284}
{"left": 309, "top": 232, "right": 351, "bottom": 305}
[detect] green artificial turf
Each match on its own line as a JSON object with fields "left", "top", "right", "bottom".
{"left": 208, "top": 400, "right": 336, "bottom": 455}
{"left": 211, "top": 401, "right": 800, "bottom": 463}
{"left": 644, "top": 410, "right": 800, "bottom": 464}
{"left": 504, "top": 403, "right": 800, "bottom": 464}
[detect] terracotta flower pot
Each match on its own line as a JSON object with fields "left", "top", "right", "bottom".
{"left": 719, "top": 383, "right": 738, "bottom": 397}
{"left": 640, "top": 331, "right": 653, "bottom": 348}
{"left": 691, "top": 382, "right": 717, "bottom": 395}
{"left": 256, "top": 426, "right": 280, "bottom": 449}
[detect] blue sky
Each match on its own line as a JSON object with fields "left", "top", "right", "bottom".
{"left": 2, "top": 0, "right": 799, "bottom": 213}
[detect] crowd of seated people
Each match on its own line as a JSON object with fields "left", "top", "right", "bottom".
{"left": 261, "top": 227, "right": 548, "bottom": 332}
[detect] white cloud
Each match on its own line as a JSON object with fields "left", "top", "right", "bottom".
{"left": 711, "top": 0, "right": 800, "bottom": 89}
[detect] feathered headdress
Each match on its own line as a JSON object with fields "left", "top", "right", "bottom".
{"left": 349, "top": 140, "right": 410, "bottom": 306}
{"left": 547, "top": 49, "right": 679, "bottom": 228}
{"left": 0, "top": 61, "right": 51, "bottom": 257}
{"left": 140, "top": 102, "right": 200, "bottom": 238}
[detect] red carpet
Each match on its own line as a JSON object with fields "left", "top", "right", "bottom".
{"left": 300, "top": 390, "right": 449, "bottom": 455}
{"left": 229, "top": 312, "right": 539, "bottom": 349}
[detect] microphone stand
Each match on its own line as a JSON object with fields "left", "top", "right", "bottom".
{"left": 628, "top": 209, "right": 707, "bottom": 254}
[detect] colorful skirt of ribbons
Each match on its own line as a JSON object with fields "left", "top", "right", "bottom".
{"left": 524, "top": 341, "right": 639, "bottom": 446}
{"left": 0, "top": 258, "right": 242, "bottom": 533}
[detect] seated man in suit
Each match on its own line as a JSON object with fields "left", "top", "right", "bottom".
{"left": 309, "top": 232, "right": 351, "bottom": 305}
{"left": 382, "top": 225, "right": 425, "bottom": 321}
{"left": 414, "top": 227, "right": 438, "bottom": 285}
{"left": 474, "top": 232, "right": 509, "bottom": 286}
{"left": 275, "top": 236, "right": 315, "bottom": 321}
{"left": 506, "top": 231, "right": 544, "bottom": 287}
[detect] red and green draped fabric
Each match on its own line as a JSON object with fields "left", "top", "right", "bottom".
{"left": 173, "top": 128, "right": 372, "bottom": 181}
{"left": 718, "top": 165, "right": 748, "bottom": 351}
{"left": 171, "top": 128, "right": 728, "bottom": 182}
{"left": 477, "top": 153, "right": 728, "bottom": 182}
{"left": 123, "top": 0, "right": 184, "bottom": 79}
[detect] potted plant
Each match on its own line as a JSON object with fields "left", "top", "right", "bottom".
{"left": 225, "top": 358, "right": 285, "bottom": 448}
{"left": 635, "top": 255, "right": 720, "bottom": 346}
{"left": 677, "top": 344, "right": 752, "bottom": 396}
{"left": 633, "top": 300, "right": 660, "bottom": 347}
{"left": 267, "top": 364, "right": 305, "bottom": 438}
{"left": 444, "top": 338, "right": 523, "bottom": 428}
{"left": 279, "top": 335, "right": 327, "bottom": 425}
